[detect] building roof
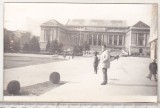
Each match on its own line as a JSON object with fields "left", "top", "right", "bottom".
{"left": 41, "top": 19, "right": 65, "bottom": 28}
{"left": 132, "top": 21, "right": 150, "bottom": 28}
{"left": 66, "top": 19, "right": 127, "bottom": 28}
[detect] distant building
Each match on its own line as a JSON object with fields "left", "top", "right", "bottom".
{"left": 125, "top": 21, "right": 150, "bottom": 56}
{"left": 15, "top": 31, "right": 31, "bottom": 49}
{"left": 40, "top": 19, "right": 150, "bottom": 56}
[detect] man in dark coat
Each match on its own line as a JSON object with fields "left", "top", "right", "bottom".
{"left": 93, "top": 51, "right": 99, "bottom": 74}
{"left": 147, "top": 59, "right": 157, "bottom": 82}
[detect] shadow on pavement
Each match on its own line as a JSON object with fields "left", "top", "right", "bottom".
{"left": 4, "top": 81, "right": 67, "bottom": 96}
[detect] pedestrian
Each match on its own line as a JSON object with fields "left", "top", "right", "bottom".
{"left": 115, "top": 54, "right": 119, "bottom": 60}
{"left": 99, "top": 45, "right": 110, "bottom": 85}
{"left": 63, "top": 51, "right": 66, "bottom": 59}
{"left": 72, "top": 51, "right": 74, "bottom": 59}
{"left": 147, "top": 59, "right": 157, "bottom": 82}
{"left": 93, "top": 51, "right": 99, "bottom": 74}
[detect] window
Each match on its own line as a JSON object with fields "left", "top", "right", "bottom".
{"left": 109, "top": 35, "right": 112, "bottom": 45}
{"left": 119, "top": 35, "right": 123, "bottom": 45}
{"left": 114, "top": 35, "right": 118, "bottom": 45}
{"left": 138, "top": 33, "right": 145, "bottom": 46}
{"left": 93, "top": 34, "right": 97, "bottom": 45}
{"left": 98, "top": 35, "right": 102, "bottom": 46}
{"left": 89, "top": 34, "right": 92, "bottom": 45}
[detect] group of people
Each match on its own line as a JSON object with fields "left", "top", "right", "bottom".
{"left": 63, "top": 51, "right": 74, "bottom": 59}
{"left": 93, "top": 45, "right": 157, "bottom": 85}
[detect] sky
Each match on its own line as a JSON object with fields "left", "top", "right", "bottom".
{"left": 4, "top": 3, "right": 152, "bottom": 36}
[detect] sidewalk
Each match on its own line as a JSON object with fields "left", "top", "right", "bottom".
{"left": 4, "top": 56, "right": 157, "bottom": 102}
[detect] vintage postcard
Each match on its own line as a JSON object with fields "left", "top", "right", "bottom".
{"left": 3, "top": 3, "right": 158, "bottom": 102}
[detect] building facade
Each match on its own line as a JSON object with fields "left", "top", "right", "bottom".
{"left": 125, "top": 21, "right": 150, "bottom": 56}
{"left": 149, "top": 4, "right": 158, "bottom": 59}
{"left": 40, "top": 19, "right": 150, "bottom": 56}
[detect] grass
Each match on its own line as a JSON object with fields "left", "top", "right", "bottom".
{"left": 4, "top": 55, "right": 64, "bottom": 69}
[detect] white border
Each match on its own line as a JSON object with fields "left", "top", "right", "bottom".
{"left": 1, "top": 0, "right": 159, "bottom": 103}
{"left": 0, "top": 0, "right": 4, "bottom": 101}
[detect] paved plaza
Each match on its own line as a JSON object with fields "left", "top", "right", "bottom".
{"left": 4, "top": 53, "right": 157, "bottom": 102}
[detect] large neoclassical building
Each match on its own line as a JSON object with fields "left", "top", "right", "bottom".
{"left": 40, "top": 19, "right": 150, "bottom": 56}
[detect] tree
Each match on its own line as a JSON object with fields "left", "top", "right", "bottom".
{"left": 12, "top": 36, "right": 20, "bottom": 52}
{"left": 50, "top": 40, "right": 59, "bottom": 53}
{"left": 73, "top": 45, "right": 83, "bottom": 54}
{"left": 58, "top": 42, "right": 63, "bottom": 53}
{"left": 4, "top": 28, "right": 21, "bottom": 52}
{"left": 45, "top": 40, "right": 64, "bottom": 54}
{"left": 4, "top": 29, "right": 11, "bottom": 52}
{"left": 29, "top": 36, "right": 40, "bottom": 53}
{"left": 4, "top": 29, "right": 16, "bottom": 52}
{"left": 45, "top": 41, "right": 50, "bottom": 52}
{"left": 82, "top": 41, "right": 90, "bottom": 55}
{"left": 54, "top": 40, "right": 59, "bottom": 53}
{"left": 23, "top": 43, "right": 30, "bottom": 52}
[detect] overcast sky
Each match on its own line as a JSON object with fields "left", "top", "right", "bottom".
{"left": 4, "top": 3, "right": 152, "bottom": 36}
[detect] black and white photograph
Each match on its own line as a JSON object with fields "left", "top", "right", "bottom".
{"left": 3, "top": 3, "right": 158, "bottom": 102}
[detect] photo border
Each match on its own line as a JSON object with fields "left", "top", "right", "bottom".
{"left": 0, "top": 0, "right": 159, "bottom": 103}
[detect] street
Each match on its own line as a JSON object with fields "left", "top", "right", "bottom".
{"left": 4, "top": 54, "right": 157, "bottom": 102}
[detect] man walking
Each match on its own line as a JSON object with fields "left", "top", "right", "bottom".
{"left": 147, "top": 59, "right": 157, "bottom": 82}
{"left": 99, "top": 45, "right": 110, "bottom": 85}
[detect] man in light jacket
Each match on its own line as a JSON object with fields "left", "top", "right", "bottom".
{"left": 99, "top": 44, "right": 110, "bottom": 85}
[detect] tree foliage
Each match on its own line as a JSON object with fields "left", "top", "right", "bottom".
{"left": 29, "top": 36, "right": 40, "bottom": 53}
{"left": 22, "top": 36, "right": 40, "bottom": 53}
{"left": 45, "top": 40, "right": 63, "bottom": 54}
{"left": 4, "top": 29, "right": 20, "bottom": 52}
{"left": 83, "top": 41, "right": 90, "bottom": 51}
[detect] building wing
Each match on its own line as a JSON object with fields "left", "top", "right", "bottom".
{"left": 41, "top": 19, "right": 65, "bottom": 28}
{"left": 66, "top": 19, "right": 127, "bottom": 28}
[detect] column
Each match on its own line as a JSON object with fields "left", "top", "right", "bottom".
{"left": 122, "top": 35, "right": 124, "bottom": 45}
{"left": 103, "top": 34, "right": 107, "bottom": 44}
{"left": 144, "top": 34, "right": 146, "bottom": 46}
{"left": 52, "top": 30, "right": 54, "bottom": 41}
{"left": 101, "top": 34, "right": 104, "bottom": 45}
{"left": 40, "top": 29, "right": 44, "bottom": 42}
{"left": 136, "top": 33, "right": 139, "bottom": 46}
{"left": 44, "top": 30, "right": 46, "bottom": 41}
{"left": 79, "top": 33, "right": 81, "bottom": 45}
{"left": 87, "top": 34, "right": 89, "bottom": 44}
{"left": 92, "top": 34, "right": 94, "bottom": 45}
{"left": 50, "top": 30, "right": 52, "bottom": 42}
{"left": 112, "top": 35, "right": 114, "bottom": 45}
{"left": 107, "top": 35, "right": 109, "bottom": 45}
{"left": 97, "top": 34, "right": 99, "bottom": 46}
{"left": 54, "top": 29, "right": 56, "bottom": 40}
{"left": 117, "top": 35, "right": 119, "bottom": 45}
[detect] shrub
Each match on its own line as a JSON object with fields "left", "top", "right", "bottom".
{"left": 7, "top": 80, "right": 20, "bottom": 95}
{"left": 49, "top": 72, "right": 60, "bottom": 84}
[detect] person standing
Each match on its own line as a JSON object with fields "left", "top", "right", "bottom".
{"left": 147, "top": 59, "right": 157, "bottom": 82}
{"left": 99, "top": 45, "right": 110, "bottom": 85}
{"left": 93, "top": 51, "right": 99, "bottom": 74}
{"left": 72, "top": 51, "right": 74, "bottom": 59}
{"left": 63, "top": 51, "right": 66, "bottom": 59}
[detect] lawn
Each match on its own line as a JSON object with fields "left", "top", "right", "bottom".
{"left": 4, "top": 55, "right": 64, "bottom": 69}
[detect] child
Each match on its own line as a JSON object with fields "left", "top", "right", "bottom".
{"left": 93, "top": 51, "right": 99, "bottom": 74}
